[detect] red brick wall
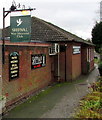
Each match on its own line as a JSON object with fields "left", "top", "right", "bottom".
{"left": 89, "top": 48, "right": 94, "bottom": 71}
{"left": 59, "top": 51, "right": 65, "bottom": 82}
{"left": 81, "top": 46, "right": 94, "bottom": 74}
{"left": 72, "top": 54, "right": 81, "bottom": 79}
{"left": 66, "top": 43, "right": 72, "bottom": 81}
{"left": 2, "top": 45, "right": 52, "bottom": 106}
{"left": 90, "top": 60, "right": 94, "bottom": 71}
{"left": 66, "top": 43, "right": 81, "bottom": 81}
{"left": 0, "top": 46, "right": 2, "bottom": 97}
{"left": 81, "top": 47, "right": 87, "bottom": 74}
{"left": 72, "top": 43, "right": 81, "bottom": 80}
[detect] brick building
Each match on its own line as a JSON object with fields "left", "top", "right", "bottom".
{"left": 0, "top": 16, "right": 94, "bottom": 107}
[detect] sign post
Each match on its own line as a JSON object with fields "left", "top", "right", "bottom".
{"left": 2, "top": 3, "right": 34, "bottom": 64}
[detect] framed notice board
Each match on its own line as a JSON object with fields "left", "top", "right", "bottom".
{"left": 9, "top": 52, "right": 19, "bottom": 80}
{"left": 31, "top": 54, "right": 46, "bottom": 69}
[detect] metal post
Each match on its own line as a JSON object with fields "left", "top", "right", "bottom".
{"left": 2, "top": 8, "right": 5, "bottom": 64}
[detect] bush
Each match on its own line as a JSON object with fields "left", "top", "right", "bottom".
{"left": 0, "top": 96, "right": 6, "bottom": 101}
{"left": 74, "top": 80, "right": 102, "bottom": 119}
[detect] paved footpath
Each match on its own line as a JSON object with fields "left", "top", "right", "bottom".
{"left": 3, "top": 66, "right": 99, "bottom": 118}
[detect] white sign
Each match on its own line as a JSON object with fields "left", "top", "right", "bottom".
{"left": 73, "top": 46, "right": 81, "bottom": 54}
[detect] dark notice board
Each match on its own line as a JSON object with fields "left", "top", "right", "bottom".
{"left": 9, "top": 52, "right": 19, "bottom": 80}
{"left": 31, "top": 54, "right": 46, "bottom": 69}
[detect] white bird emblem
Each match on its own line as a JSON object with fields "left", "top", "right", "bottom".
{"left": 16, "top": 18, "right": 23, "bottom": 26}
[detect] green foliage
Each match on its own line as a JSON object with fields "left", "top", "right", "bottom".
{"left": 92, "top": 22, "right": 102, "bottom": 53}
{"left": 95, "top": 44, "right": 101, "bottom": 53}
{"left": 98, "top": 61, "right": 102, "bottom": 69}
{"left": 92, "top": 22, "right": 102, "bottom": 44}
{"left": 94, "top": 58, "right": 99, "bottom": 64}
{"left": 85, "top": 99, "right": 100, "bottom": 109}
{"left": 0, "top": 96, "right": 6, "bottom": 101}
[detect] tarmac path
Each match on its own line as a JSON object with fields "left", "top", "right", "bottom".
{"left": 41, "top": 65, "right": 99, "bottom": 118}
{"left": 3, "top": 66, "right": 99, "bottom": 118}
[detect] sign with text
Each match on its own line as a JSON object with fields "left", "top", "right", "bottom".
{"left": 10, "top": 15, "right": 31, "bottom": 42}
{"left": 73, "top": 46, "right": 81, "bottom": 54}
{"left": 31, "top": 54, "right": 46, "bottom": 69}
{"left": 9, "top": 52, "right": 19, "bottom": 80}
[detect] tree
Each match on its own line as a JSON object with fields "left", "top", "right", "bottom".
{"left": 92, "top": 22, "right": 102, "bottom": 60}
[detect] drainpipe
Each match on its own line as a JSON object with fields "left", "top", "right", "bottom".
{"left": 65, "top": 44, "right": 67, "bottom": 81}
{"left": 58, "top": 44, "right": 60, "bottom": 82}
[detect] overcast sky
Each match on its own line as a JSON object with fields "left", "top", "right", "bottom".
{"left": 0, "top": 0, "right": 101, "bottom": 39}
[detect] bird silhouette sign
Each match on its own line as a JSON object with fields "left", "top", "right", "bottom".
{"left": 16, "top": 18, "right": 23, "bottom": 26}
